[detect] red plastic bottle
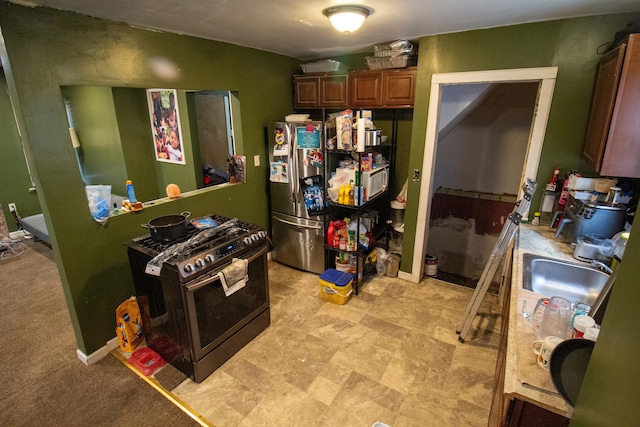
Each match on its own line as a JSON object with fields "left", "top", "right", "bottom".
{"left": 327, "top": 221, "right": 335, "bottom": 247}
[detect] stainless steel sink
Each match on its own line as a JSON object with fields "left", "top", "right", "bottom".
{"left": 522, "top": 253, "right": 610, "bottom": 305}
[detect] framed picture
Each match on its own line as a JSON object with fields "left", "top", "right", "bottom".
{"left": 146, "top": 89, "right": 185, "bottom": 165}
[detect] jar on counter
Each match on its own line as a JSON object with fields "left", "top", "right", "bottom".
{"left": 572, "top": 315, "right": 596, "bottom": 338}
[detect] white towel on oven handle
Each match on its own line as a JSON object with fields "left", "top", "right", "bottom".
{"left": 219, "top": 258, "right": 248, "bottom": 297}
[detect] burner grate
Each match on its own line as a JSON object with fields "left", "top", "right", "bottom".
{"left": 129, "top": 215, "right": 259, "bottom": 257}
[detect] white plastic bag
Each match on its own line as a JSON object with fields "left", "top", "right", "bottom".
{"left": 85, "top": 185, "right": 111, "bottom": 223}
{"left": 376, "top": 248, "right": 388, "bottom": 276}
{"left": 327, "top": 167, "right": 356, "bottom": 202}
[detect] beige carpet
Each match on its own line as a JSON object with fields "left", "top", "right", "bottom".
{"left": 0, "top": 239, "right": 199, "bottom": 426}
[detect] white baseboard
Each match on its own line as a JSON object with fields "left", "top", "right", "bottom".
{"left": 398, "top": 270, "right": 415, "bottom": 282}
{"left": 76, "top": 337, "right": 120, "bottom": 365}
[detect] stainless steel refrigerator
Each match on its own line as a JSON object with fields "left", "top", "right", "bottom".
{"left": 269, "top": 121, "right": 325, "bottom": 274}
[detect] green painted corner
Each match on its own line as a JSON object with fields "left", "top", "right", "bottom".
{"left": 400, "top": 12, "right": 640, "bottom": 274}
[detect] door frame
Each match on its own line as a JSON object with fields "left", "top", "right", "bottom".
{"left": 406, "top": 67, "right": 558, "bottom": 283}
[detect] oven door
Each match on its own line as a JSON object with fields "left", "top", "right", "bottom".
{"left": 182, "top": 244, "right": 269, "bottom": 362}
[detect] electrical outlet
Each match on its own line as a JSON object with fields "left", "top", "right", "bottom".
{"left": 8, "top": 203, "right": 16, "bottom": 212}
{"left": 253, "top": 154, "right": 261, "bottom": 167}
{"left": 412, "top": 169, "right": 421, "bottom": 182}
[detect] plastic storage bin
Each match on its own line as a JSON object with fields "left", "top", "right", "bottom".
{"left": 319, "top": 268, "right": 353, "bottom": 304}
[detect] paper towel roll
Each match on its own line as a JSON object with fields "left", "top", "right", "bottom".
{"left": 356, "top": 112, "right": 365, "bottom": 152}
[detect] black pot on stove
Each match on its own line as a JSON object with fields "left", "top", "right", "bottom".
{"left": 142, "top": 211, "right": 191, "bottom": 242}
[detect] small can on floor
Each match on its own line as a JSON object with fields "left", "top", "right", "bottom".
{"left": 424, "top": 254, "right": 438, "bottom": 277}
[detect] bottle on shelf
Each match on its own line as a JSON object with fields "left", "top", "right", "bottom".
{"left": 347, "top": 229, "right": 356, "bottom": 251}
{"left": 126, "top": 179, "right": 137, "bottom": 203}
{"left": 546, "top": 167, "right": 560, "bottom": 191}
{"left": 327, "top": 221, "right": 335, "bottom": 246}
{"left": 540, "top": 167, "right": 560, "bottom": 225}
{"left": 354, "top": 170, "right": 361, "bottom": 206}
{"left": 339, "top": 184, "right": 348, "bottom": 205}
{"left": 348, "top": 180, "right": 355, "bottom": 205}
{"left": 532, "top": 212, "right": 541, "bottom": 226}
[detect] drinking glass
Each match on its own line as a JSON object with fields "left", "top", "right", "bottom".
{"left": 537, "top": 296, "right": 572, "bottom": 339}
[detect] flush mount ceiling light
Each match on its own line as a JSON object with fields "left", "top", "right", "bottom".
{"left": 323, "top": 5, "right": 372, "bottom": 33}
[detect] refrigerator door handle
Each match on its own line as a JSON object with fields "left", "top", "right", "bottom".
{"left": 273, "top": 216, "right": 322, "bottom": 230}
{"left": 291, "top": 126, "right": 299, "bottom": 206}
{"left": 285, "top": 124, "right": 298, "bottom": 209}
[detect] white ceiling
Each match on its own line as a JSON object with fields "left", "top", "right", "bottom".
{"left": 10, "top": 0, "right": 640, "bottom": 60}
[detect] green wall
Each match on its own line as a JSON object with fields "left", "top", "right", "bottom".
{"left": 401, "top": 13, "right": 640, "bottom": 274}
{"left": 112, "top": 87, "right": 161, "bottom": 201}
{"left": 0, "top": 1, "right": 299, "bottom": 355}
{"left": 61, "top": 86, "right": 129, "bottom": 191}
{"left": 0, "top": 72, "right": 41, "bottom": 228}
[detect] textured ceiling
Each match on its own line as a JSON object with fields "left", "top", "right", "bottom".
{"left": 10, "top": 0, "right": 640, "bottom": 59}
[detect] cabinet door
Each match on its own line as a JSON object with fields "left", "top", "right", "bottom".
{"left": 582, "top": 44, "right": 626, "bottom": 170}
{"left": 294, "top": 76, "right": 320, "bottom": 108}
{"left": 383, "top": 67, "right": 417, "bottom": 107}
{"left": 600, "top": 35, "right": 640, "bottom": 177}
{"left": 321, "top": 74, "right": 348, "bottom": 107}
{"left": 349, "top": 70, "right": 383, "bottom": 107}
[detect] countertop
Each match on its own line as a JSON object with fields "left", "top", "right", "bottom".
{"left": 504, "top": 223, "right": 581, "bottom": 418}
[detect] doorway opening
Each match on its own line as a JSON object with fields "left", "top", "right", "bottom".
{"left": 409, "top": 67, "right": 558, "bottom": 283}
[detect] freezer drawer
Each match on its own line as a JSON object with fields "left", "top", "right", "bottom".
{"left": 271, "top": 212, "right": 324, "bottom": 274}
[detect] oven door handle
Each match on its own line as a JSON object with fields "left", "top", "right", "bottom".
{"left": 185, "top": 245, "right": 267, "bottom": 293}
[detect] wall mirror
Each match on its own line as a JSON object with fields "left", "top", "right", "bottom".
{"left": 61, "top": 86, "right": 243, "bottom": 203}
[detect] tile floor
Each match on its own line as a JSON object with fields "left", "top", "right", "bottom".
{"left": 171, "top": 261, "right": 502, "bottom": 426}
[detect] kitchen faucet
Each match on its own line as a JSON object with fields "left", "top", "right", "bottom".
{"left": 591, "top": 260, "right": 613, "bottom": 275}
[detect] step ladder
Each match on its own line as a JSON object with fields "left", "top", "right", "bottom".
{"left": 456, "top": 178, "right": 537, "bottom": 343}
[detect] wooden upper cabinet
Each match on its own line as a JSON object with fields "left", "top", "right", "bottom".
{"left": 583, "top": 44, "right": 626, "bottom": 171}
{"left": 584, "top": 34, "right": 640, "bottom": 178}
{"left": 349, "top": 70, "right": 384, "bottom": 107}
{"left": 383, "top": 67, "right": 417, "bottom": 106}
{"left": 349, "top": 67, "right": 417, "bottom": 108}
{"left": 293, "top": 74, "right": 348, "bottom": 109}
{"left": 320, "top": 75, "right": 349, "bottom": 107}
{"left": 294, "top": 67, "right": 417, "bottom": 109}
{"left": 293, "top": 75, "right": 321, "bottom": 108}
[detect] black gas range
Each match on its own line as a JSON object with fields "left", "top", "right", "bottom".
{"left": 126, "top": 215, "right": 270, "bottom": 383}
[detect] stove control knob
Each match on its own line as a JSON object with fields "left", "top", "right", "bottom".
{"left": 251, "top": 234, "right": 259, "bottom": 242}
{"left": 243, "top": 237, "right": 252, "bottom": 245}
{"left": 204, "top": 254, "right": 215, "bottom": 264}
{"left": 258, "top": 230, "right": 266, "bottom": 239}
{"left": 195, "top": 258, "right": 205, "bottom": 268}
{"left": 184, "top": 263, "right": 195, "bottom": 273}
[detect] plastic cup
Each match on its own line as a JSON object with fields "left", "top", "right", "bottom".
{"left": 537, "top": 296, "right": 572, "bottom": 339}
